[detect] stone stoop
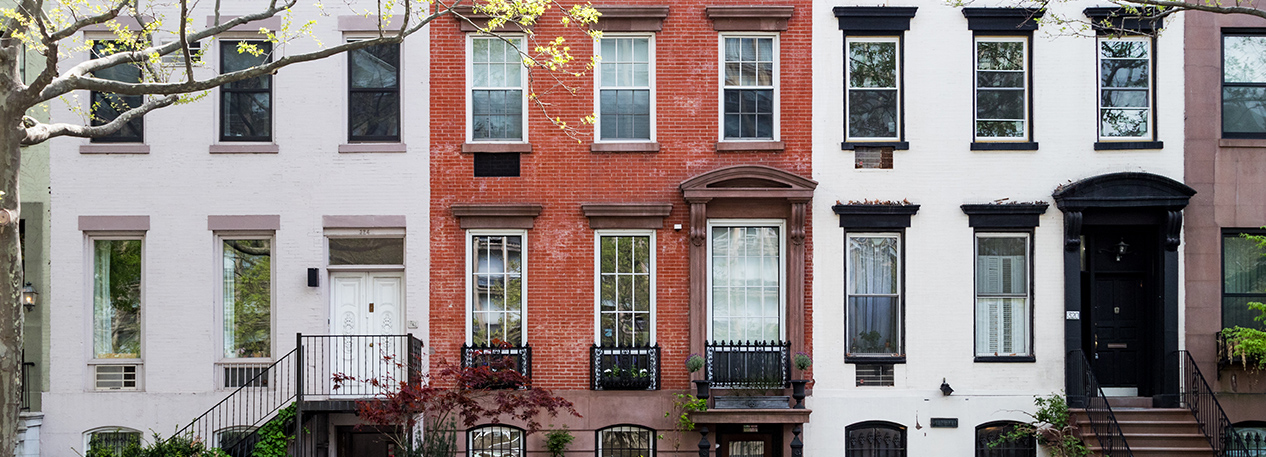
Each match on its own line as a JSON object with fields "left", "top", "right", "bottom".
{"left": 1071, "top": 406, "right": 1215, "bottom": 457}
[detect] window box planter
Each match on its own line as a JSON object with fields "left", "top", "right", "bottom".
{"left": 461, "top": 344, "right": 532, "bottom": 389}
{"left": 590, "top": 345, "right": 660, "bottom": 390}
{"left": 713, "top": 395, "right": 790, "bottom": 409}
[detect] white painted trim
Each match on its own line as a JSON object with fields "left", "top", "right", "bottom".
{"left": 84, "top": 235, "right": 145, "bottom": 392}
{"left": 466, "top": 34, "right": 530, "bottom": 144}
{"left": 592, "top": 229, "right": 657, "bottom": 345}
{"left": 973, "top": 35, "right": 1030, "bottom": 142}
{"left": 705, "top": 219, "right": 787, "bottom": 341}
{"left": 717, "top": 33, "right": 781, "bottom": 142}
{"left": 214, "top": 235, "right": 276, "bottom": 364}
{"left": 465, "top": 229, "right": 529, "bottom": 345}
{"left": 1096, "top": 36, "right": 1153, "bottom": 142}
{"left": 844, "top": 35, "right": 902, "bottom": 143}
{"left": 593, "top": 34, "right": 657, "bottom": 143}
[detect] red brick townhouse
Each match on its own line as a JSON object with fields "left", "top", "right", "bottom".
{"left": 429, "top": 0, "right": 816, "bottom": 454}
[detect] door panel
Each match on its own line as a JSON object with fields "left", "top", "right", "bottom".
{"left": 1092, "top": 274, "right": 1143, "bottom": 387}
{"left": 719, "top": 433, "right": 774, "bottom": 457}
{"left": 331, "top": 272, "right": 404, "bottom": 396}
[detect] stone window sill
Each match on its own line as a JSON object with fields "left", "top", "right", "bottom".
{"left": 715, "top": 140, "right": 784, "bottom": 152}
{"left": 80, "top": 144, "right": 150, "bottom": 154}
{"left": 210, "top": 143, "right": 279, "bottom": 154}
{"left": 339, "top": 143, "right": 407, "bottom": 153}
{"left": 462, "top": 142, "right": 532, "bottom": 153}
{"left": 591, "top": 142, "right": 660, "bottom": 153}
{"left": 842, "top": 141, "right": 908, "bottom": 150}
{"left": 970, "top": 141, "right": 1039, "bottom": 151}
{"left": 1219, "top": 138, "right": 1266, "bottom": 149}
{"left": 1094, "top": 141, "right": 1163, "bottom": 150}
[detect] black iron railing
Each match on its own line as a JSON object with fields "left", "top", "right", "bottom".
{"left": 590, "top": 345, "right": 660, "bottom": 390}
{"left": 706, "top": 340, "right": 790, "bottom": 389}
{"left": 20, "top": 361, "right": 33, "bottom": 411}
{"left": 301, "top": 334, "right": 424, "bottom": 398}
{"left": 1068, "top": 349, "right": 1132, "bottom": 457}
{"left": 173, "top": 347, "right": 298, "bottom": 454}
{"left": 462, "top": 343, "right": 532, "bottom": 387}
{"left": 1175, "top": 350, "right": 1251, "bottom": 456}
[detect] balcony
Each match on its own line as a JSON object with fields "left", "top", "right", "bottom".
{"left": 705, "top": 340, "right": 791, "bottom": 389}
{"left": 461, "top": 343, "right": 532, "bottom": 388}
{"left": 301, "top": 334, "right": 425, "bottom": 399}
{"left": 590, "top": 345, "right": 660, "bottom": 391}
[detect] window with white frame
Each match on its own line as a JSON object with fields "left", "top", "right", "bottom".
{"left": 221, "top": 238, "right": 271, "bottom": 360}
{"left": 846, "top": 233, "right": 901, "bottom": 356}
{"left": 846, "top": 36, "right": 900, "bottom": 141}
{"left": 1098, "top": 37, "right": 1152, "bottom": 140}
{"left": 92, "top": 238, "right": 143, "bottom": 360}
{"left": 974, "top": 36, "right": 1028, "bottom": 141}
{"left": 597, "top": 36, "right": 653, "bottom": 141}
{"left": 469, "top": 233, "right": 525, "bottom": 346}
{"left": 470, "top": 36, "right": 526, "bottom": 142}
{"left": 597, "top": 233, "right": 653, "bottom": 347}
{"left": 709, "top": 222, "right": 783, "bottom": 342}
{"left": 220, "top": 40, "right": 272, "bottom": 141}
{"left": 975, "top": 233, "right": 1031, "bottom": 357}
{"left": 85, "top": 428, "right": 143, "bottom": 456}
{"left": 721, "top": 35, "right": 777, "bottom": 140}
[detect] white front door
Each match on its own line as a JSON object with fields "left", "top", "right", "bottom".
{"left": 330, "top": 272, "right": 404, "bottom": 396}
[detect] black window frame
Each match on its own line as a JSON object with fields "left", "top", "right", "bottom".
{"left": 1222, "top": 229, "right": 1266, "bottom": 330}
{"left": 220, "top": 40, "right": 273, "bottom": 142}
{"left": 835, "top": 7, "right": 916, "bottom": 151}
{"left": 975, "top": 421, "right": 1036, "bottom": 457}
{"left": 962, "top": 203, "right": 1046, "bottom": 363}
{"left": 595, "top": 424, "right": 656, "bottom": 457}
{"left": 963, "top": 8, "right": 1042, "bottom": 151}
{"left": 834, "top": 203, "right": 919, "bottom": 364}
{"left": 467, "top": 424, "right": 525, "bottom": 457}
{"left": 1084, "top": 7, "right": 1164, "bottom": 150}
{"left": 347, "top": 41, "right": 401, "bottom": 143}
{"left": 845, "top": 421, "right": 907, "bottom": 457}
{"left": 89, "top": 40, "right": 145, "bottom": 143}
{"left": 1221, "top": 29, "right": 1266, "bottom": 139}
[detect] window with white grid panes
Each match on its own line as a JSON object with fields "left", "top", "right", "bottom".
{"left": 598, "top": 36, "right": 653, "bottom": 141}
{"left": 597, "top": 233, "right": 653, "bottom": 347}
{"left": 721, "top": 35, "right": 777, "bottom": 140}
{"left": 974, "top": 36, "right": 1028, "bottom": 140}
{"left": 469, "top": 233, "right": 525, "bottom": 345}
{"left": 470, "top": 36, "right": 525, "bottom": 141}
{"left": 1098, "top": 37, "right": 1152, "bottom": 140}
{"left": 708, "top": 222, "right": 783, "bottom": 342}
{"left": 975, "top": 233, "right": 1030, "bottom": 357}
{"left": 846, "top": 36, "right": 900, "bottom": 141}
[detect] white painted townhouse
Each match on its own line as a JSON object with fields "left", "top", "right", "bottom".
{"left": 809, "top": 0, "right": 1195, "bottom": 455}
{"left": 41, "top": 3, "right": 430, "bottom": 455}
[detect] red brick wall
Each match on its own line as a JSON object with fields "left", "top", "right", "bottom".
{"left": 429, "top": 0, "right": 814, "bottom": 392}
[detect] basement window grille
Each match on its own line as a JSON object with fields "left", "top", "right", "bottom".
{"left": 854, "top": 146, "right": 894, "bottom": 169}
{"left": 473, "top": 153, "right": 520, "bottom": 177}
{"left": 855, "top": 363, "right": 894, "bottom": 386}
{"left": 223, "top": 364, "right": 270, "bottom": 388}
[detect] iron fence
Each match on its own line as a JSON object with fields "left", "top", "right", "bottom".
{"left": 1175, "top": 350, "right": 1251, "bottom": 456}
{"left": 590, "top": 345, "right": 660, "bottom": 390}
{"left": 300, "top": 334, "right": 423, "bottom": 398}
{"left": 705, "top": 340, "right": 790, "bottom": 389}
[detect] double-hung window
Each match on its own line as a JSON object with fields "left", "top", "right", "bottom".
{"left": 220, "top": 41, "right": 272, "bottom": 141}
{"left": 469, "top": 232, "right": 526, "bottom": 346}
{"left": 220, "top": 238, "right": 272, "bottom": 387}
{"left": 597, "top": 37, "right": 653, "bottom": 142}
{"left": 348, "top": 42, "right": 401, "bottom": 142}
{"left": 974, "top": 36, "right": 1029, "bottom": 141}
{"left": 90, "top": 41, "right": 144, "bottom": 143}
{"left": 1098, "top": 37, "right": 1152, "bottom": 140}
{"left": 1223, "top": 231, "right": 1266, "bottom": 330}
{"left": 1223, "top": 33, "right": 1266, "bottom": 137}
{"left": 91, "top": 238, "right": 143, "bottom": 390}
{"left": 974, "top": 233, "right": 1031, "bottom": 357}
{"left": 846, "top": 37, "right": 900, "bottom": 142}
{"left": 846, "top": 233, "right": 902, "bottom": 357}
{"left": 597, "top": 232, "right": 653, "bottom": 347}
{"left": 721, "top": 35, "right": 777, "bottom": 140}
{"left": 470, "top": 36, "right": 526, "bottom": 142}
{"left": 708, "top": 222, "right": 784, "bottom": 342}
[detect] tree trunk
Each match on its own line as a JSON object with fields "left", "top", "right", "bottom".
{"left": 0, "top": 50, "right": 26, "bottom": 457}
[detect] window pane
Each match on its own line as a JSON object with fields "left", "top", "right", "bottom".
{"left": 328, "top": 238, "right": 404, "bottom": 265}
{"left": 977, "top": 41, "right": 1024, "bottom": 71}
{"left": 599, "top": 426, "right": 654, "bottom": 457}
{"left": 848, "top": 296, "right": 899, "bottom": 354}
{"left": 223, "top": 240, "right": 271, "bottom": 358}
{"left": 1101, "top": 40, "right": 1148, "bottom": 59}
{"left": 711, "top": 227, "right": 780, "bottom": 342}
{"left": 222, "top": 92, "right": 272, "bottom": 139}
{"left": 977, "top": 72, "right": 1025, "bottom": 88}
{"left": 472, "top": 90, "right": 524, "bottom": 140}
{"left": 223, "top": 42, "right": 272, "bottom": 89}
{"left": 977, "top": 237, "right": 1027, "bottom": 293}
{"left": 90, "top": 42, "right": 144, "bottom": 142}
{"left": 350, "top": 44, "right": 399, "bottom": 89}
{"left": 723, "top": 89, "right": 774, "bottom": 140}
{"left": 1101, "top": 109, "right": 1149, "bottom": 137}
{"left": 1102, "top": 90, "right": 1149, "bottom": 108}
{"left": 1101, "top": 58, "right": 1149, "bottom": 88}
{"left": 1224, "top": 234, "right": 1266, "bottom": 329}
{"left": 93, "top": 240, "right": 142, "bottom": 359}
{"left": 1225, "top": 36, "right": 1266, "bottom": 83}
{"left": 977, "top": 89, "right": 1026, "bottom": 121}
{"left": 350, "top": 91, "right": 401, "bottom": 139}
{"left": 847, "top": 237, "right": 897, "bottom": 294}
{"left": 472, "top": 236, "right": 524, "bottom": 345}
{"left": 470, "top": 426, "right": 524, "bottom": 457}
{"left": 849, "top": 90, "right": 898, "bottom": 138}
{"left": 976, "top": 120, "right": 1025, "bottom": 138}
{"left": 1223, "top": 86, "right": 1266, "bottom": 134}
{"left": 849, "top": 42, "right": 897, "bottom": 88}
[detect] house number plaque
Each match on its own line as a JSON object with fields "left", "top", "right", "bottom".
{"left": 930, "top": 418, "right": 958, "bottom": 428}
{"left": 1066, "top": 311, "right": 1080, "bottom": 320}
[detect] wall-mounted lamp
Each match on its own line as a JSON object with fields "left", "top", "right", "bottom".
{"left": 940, "top": 378, "right": 953, "bottom": 396}
{"left": 21, "top": 282, "right": 37, "bottom": 312}
{"left": 1115, "top": 239, "right": 1131, "bottom": 262}
{"left": 307, "top": 268, "right": 320, "bottom": 287}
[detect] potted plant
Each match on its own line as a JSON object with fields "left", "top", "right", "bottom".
{"left": 686, "top": 353, "right": 709, "bottom": 399}
{"left": 790, "top": 352, "right": 811, "bottom": 409}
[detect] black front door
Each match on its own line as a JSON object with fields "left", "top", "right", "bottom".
{"left": 1083, "top": 226, "right": 1157, "bottom": 394}
{"left": 337, "top": 429, "right": 394, "bottom": 457}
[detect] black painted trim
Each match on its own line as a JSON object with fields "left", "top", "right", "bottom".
{"left": 1052, "top": 172, "right": 1195, "bottom": 211}
{"left": 974, "top": 355, "right": 1036, "bottom": 363}
{"left": 845, "top": 356, "right": 906, "bottom": 364}
{"left": 1094, "top": 141, "right": 1164, "bottom": 150}
{"left": 842, "top": 141, "right": 909, "bottom": 150}
{"left": 961, "top": 203, "right": 1049, "bottom": 228}
{"left": 971, "top": 142, "right": 1039, "bottom": 151}
{"left": 835, "top": 6, "right": 918, "bottom": 31}
{"left": 833, "top": 204, "right": 920, "bottom": 228}
{"left": 962, "top": 8, "right": 1044, "bottom": 31}
{"left": 1082, "top": 7, "right": 1165, "bottom": 33}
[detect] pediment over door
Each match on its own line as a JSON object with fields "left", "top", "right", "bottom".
{"left": 679, "top": 164, "right": 816, "bottom": 202}
{"left": 1053, "top": 172, "right": 1195, "bottom": 211}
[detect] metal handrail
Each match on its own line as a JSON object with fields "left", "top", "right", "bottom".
{"left": 1069, "top": 349, "right": 1133, "bottom": 457}
{"left": 172, "top": 347, "right": 298, "bottom": 453}
{"left": 1175, "top": 350, "right": 1251, "bottom": 456}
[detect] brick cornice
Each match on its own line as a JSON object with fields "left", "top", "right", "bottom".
{"left": 594, "top": 5, "right": 671, "bottom": 32}
{"left": 451, "top": 204, "right": 543, "bottom": 229}
{"left": 705, "top": 5, "right": 794, "bottom": 31}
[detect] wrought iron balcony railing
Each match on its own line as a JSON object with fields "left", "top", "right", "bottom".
{"left": 706, "top": 340, "right": 790, "bottom": 389}
{"left": 461, "top": 343, "right": 532, "bottom": 388}
{"left": 590, "top": 345, "right": 660, "bottom": 391}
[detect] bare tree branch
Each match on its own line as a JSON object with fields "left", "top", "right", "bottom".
{"left": 45, "top": 0, "right": 131, "bottom": 42}
{"left": 20, "top": 94, "right": 176, "bottom": 144}
{"left": 1112, "top": 0, "right": 1266, "bottom": 19}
